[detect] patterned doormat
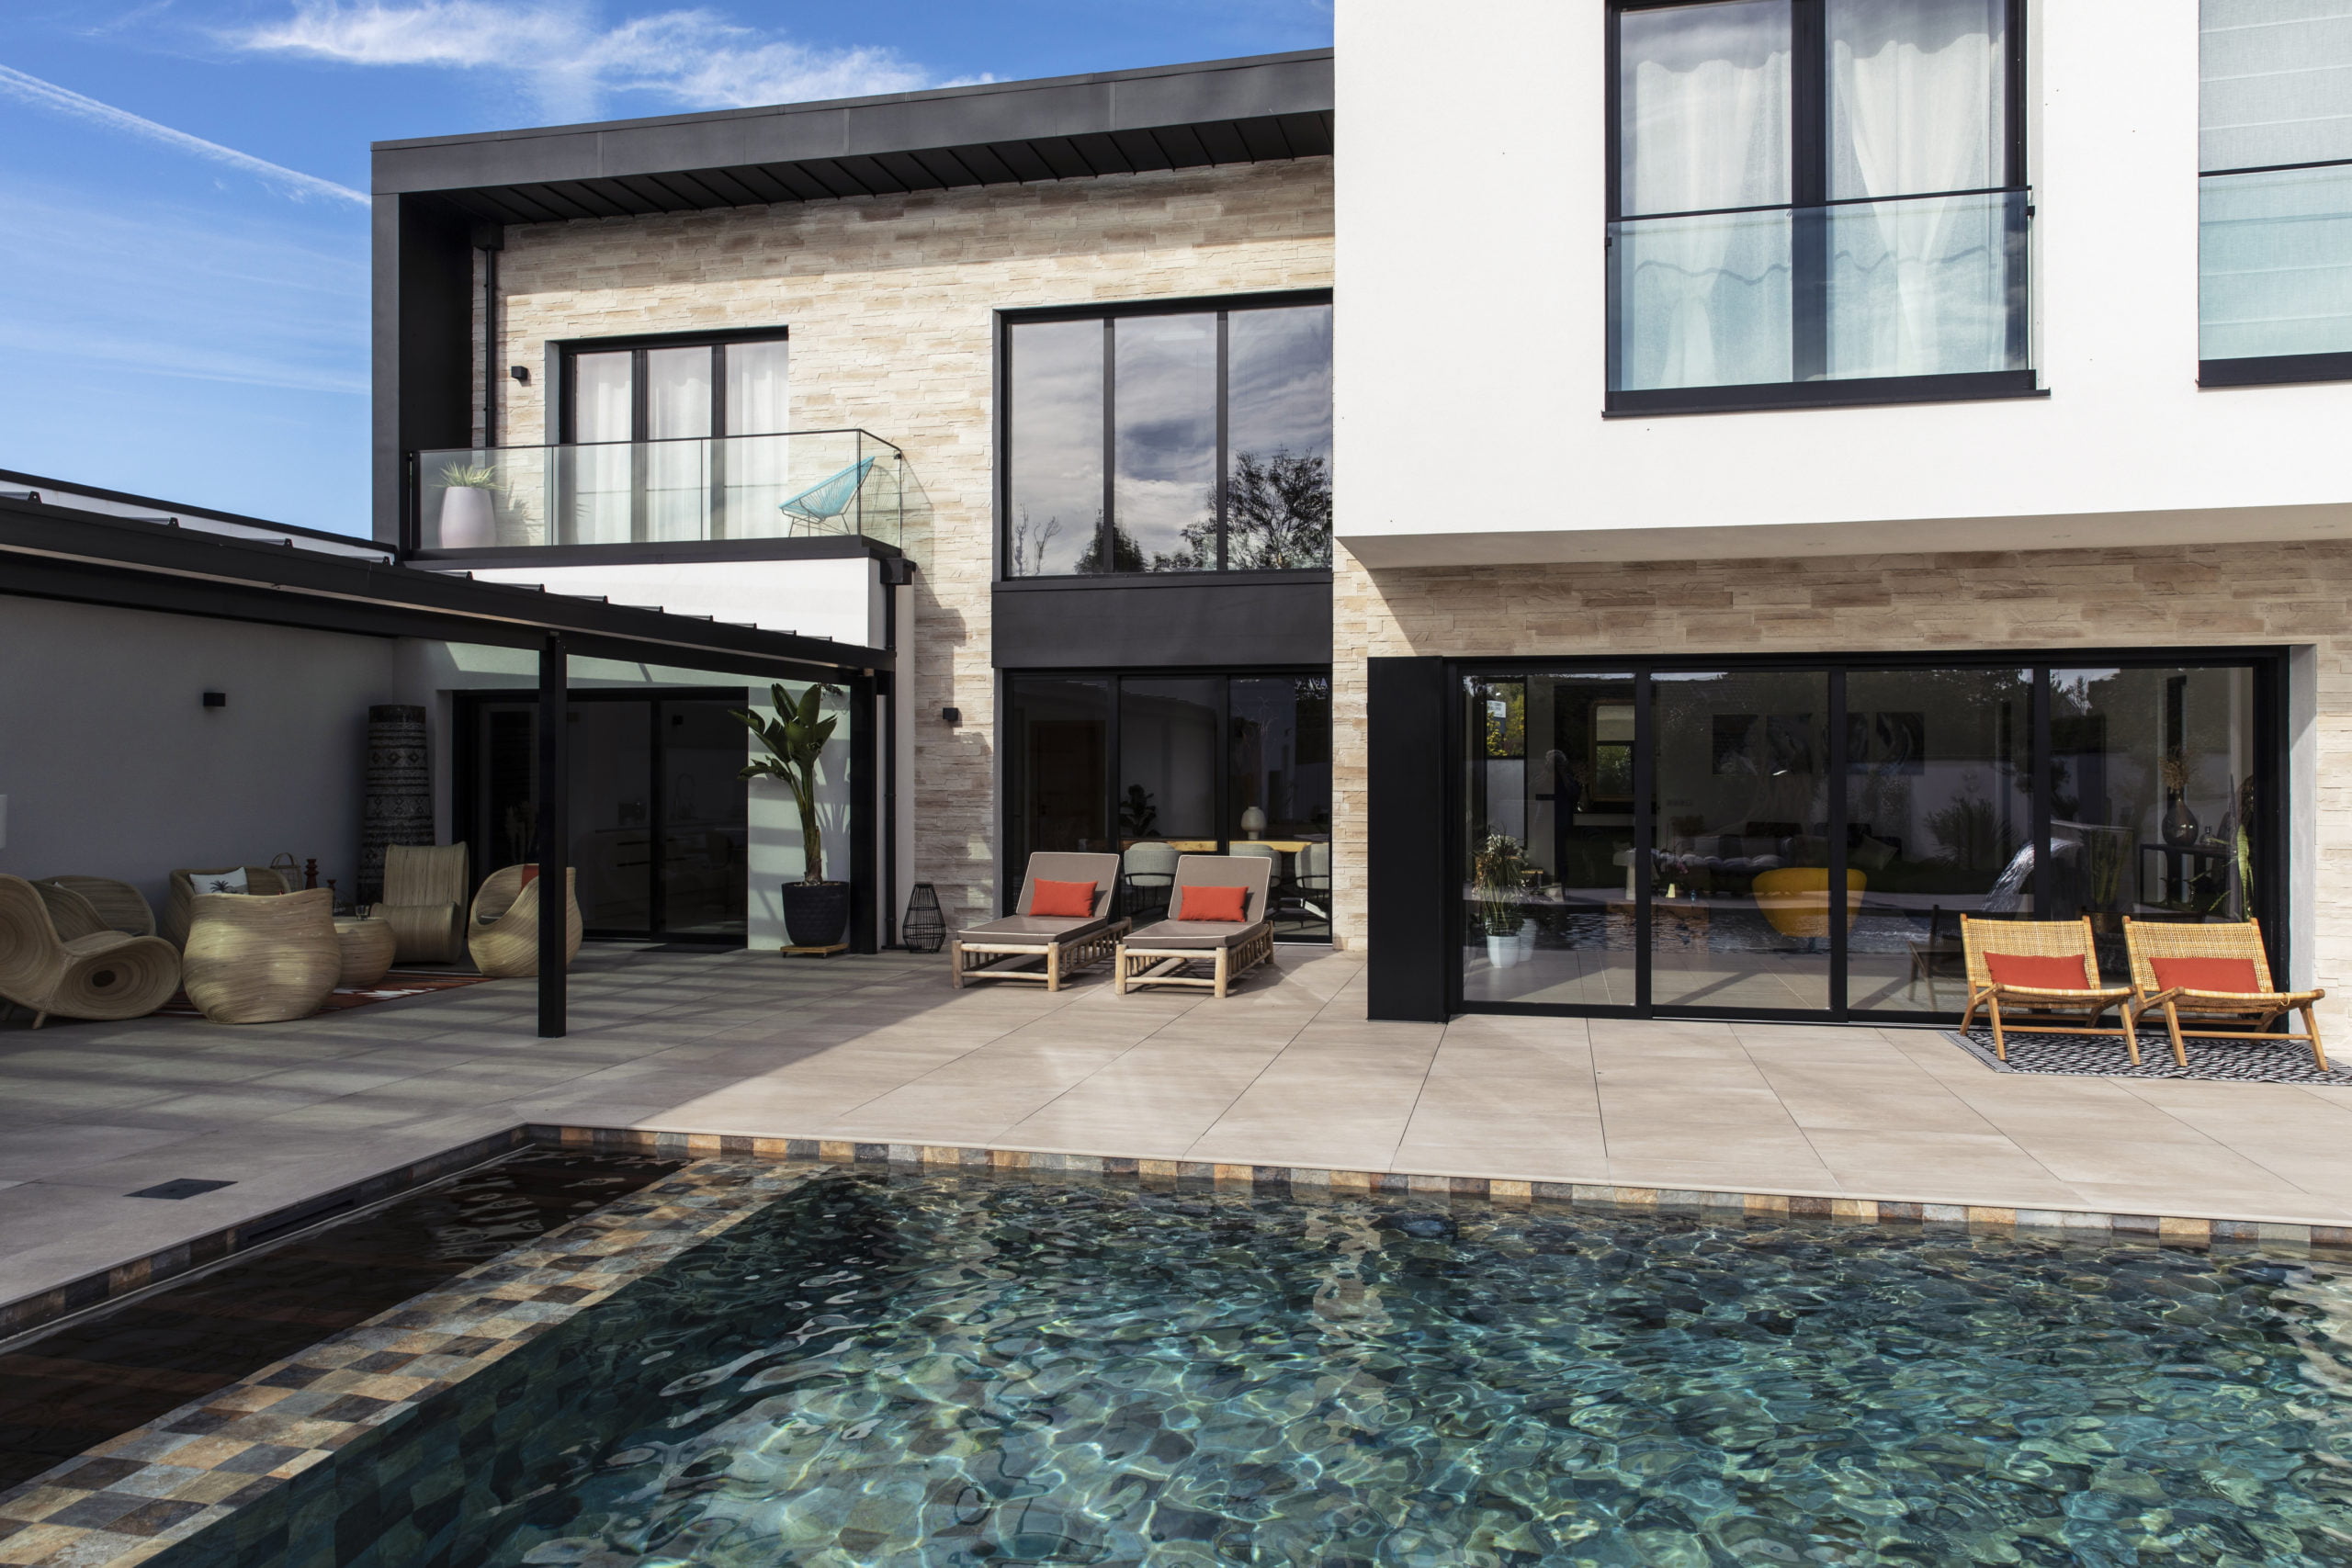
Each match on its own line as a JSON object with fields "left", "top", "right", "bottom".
{"left": 153, "top": 970, "right": 494, "bottom": 1020}
{"left": 1942, "top": 1027, "right": 2352, "bottom": 1084}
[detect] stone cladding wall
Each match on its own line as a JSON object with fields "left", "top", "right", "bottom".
{"left": 1333, "top": 540, "right": 2348, "bottom": 1007}
{"left": 485, "top": 158, "right": 1334, "bottom": 919}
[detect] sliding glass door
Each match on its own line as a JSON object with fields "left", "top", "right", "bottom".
{"left": 1458, "top": 652, "right": 2281, "bottom": 1021}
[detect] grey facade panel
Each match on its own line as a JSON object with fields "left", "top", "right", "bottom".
{"left": 991, "top": 578, "right": 1333, "bottom": 671}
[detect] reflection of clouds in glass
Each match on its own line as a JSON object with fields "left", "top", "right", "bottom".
{"left": 1008, "top": 319, "right": 1102, "bottom": 576}
{"left": 1114, "top": 313, "right": 1215, "bottom": 568}
{"left": 1230, "top": 305, "right": 1331, "bottom": 459}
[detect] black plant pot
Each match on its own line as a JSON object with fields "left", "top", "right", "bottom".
{"left": 782, "top": 880, "right": 852, "bottom": 949}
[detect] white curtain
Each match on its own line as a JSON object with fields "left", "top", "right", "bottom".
{"left": 569, "top": 351, "right": 633, "bottom": 545}
{"left": 2200, "top": 0, "right": 2352, "bottom": 173}
{"left": 722, "top": 340, "right": 791, "bottom": 536}
{"left": 1826, "top": 0, "right": 2011, "bottom": 377}
{"left": 1619, "top": 0, "right": 1793, "bottom": 389}
{"left": 643, "top": 346, "right": 710, "bottom": 542}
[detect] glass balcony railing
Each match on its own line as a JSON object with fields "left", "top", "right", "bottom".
{"left": 412, "top": 430, "right": 904, "bottom": 552}
{"left": 1608, "top": 189, "right": 2031, "bottom": 399}
{"left": 2200, "top": 164, "right": 2352, "bottom": 362}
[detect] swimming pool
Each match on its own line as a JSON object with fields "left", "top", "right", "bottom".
{"left": 163, "top": 1168, "right": 2352, "bottom": 1566}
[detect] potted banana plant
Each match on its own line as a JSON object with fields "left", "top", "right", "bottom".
{"left": 734, "top": 682, "right": 849, "bottom": 948}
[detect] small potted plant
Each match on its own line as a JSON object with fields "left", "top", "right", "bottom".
{"left": 1474, "top": 832, "right": 1526, "bottom": 970}
{"left": 437, "top": 462, "right": 502, "bottom": 549}
{"left": 734, "top": 682, "right": 848, "bottom": 949}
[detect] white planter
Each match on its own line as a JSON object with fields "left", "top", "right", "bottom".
{"left": 438, "top": 486, "right": 496, "bottom": 549}
{"left": 1486, "top": 933, "right": 1521, "bottom": 969}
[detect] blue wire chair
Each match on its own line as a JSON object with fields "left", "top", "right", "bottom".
{"left": 775, "top": 456, "right": 876, "bottom": 535}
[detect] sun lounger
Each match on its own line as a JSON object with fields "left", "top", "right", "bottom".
{"left": 950, "top": 852, "right": 1126, "bottom": 990}
{"left": 1114, "top": 854, "right": 1275, "bottom": 998}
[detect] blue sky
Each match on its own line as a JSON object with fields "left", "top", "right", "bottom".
{"left": 0, "top": 2, "right": 1330, "bottom": 536}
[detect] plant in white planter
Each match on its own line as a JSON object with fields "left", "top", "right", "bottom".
{"left": 1474, "top": 832, "right": 1526, "bottom": 970}
{"left": 436, "top": 463, "right": 502, "bottom": 549}
{"left": 734, "top": 682, "right": 849, "bottom": 949}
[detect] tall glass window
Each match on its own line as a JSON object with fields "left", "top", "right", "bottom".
{"left": 2199, "top": 0, "right": 2352, "bottom": 375}
{"left": 1459, "top": 654, "right": 2278, "bottom": 1020}
{"left": 1002, "top": 298, "right": 1333, "bottom": 577}
{"left": 1005, "top": 671, "right": 1333, "bottom": 941}
{"left": 1609, "top": 0, "right": 2028, "bottom": 410}
{"left": 557, "top": 334, "right": 789, "bottom": 545}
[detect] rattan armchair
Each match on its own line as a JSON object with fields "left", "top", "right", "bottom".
{"left": 2121, "top": 917, "right": 2326, "bottom": 1070}
{"left": 33, "top": 876, "right": 154, "bottom": 938}
{"left": 469, "top": 866, "right": 582, "bottom": 979}
{"left": 182, "top": 888, "right": 340, "bottom": 1024}
{"left": 1959, "top": 915, "right": 2138, "bottom": 1063}
{"left": 163, "top": 865, "right": 289, "bottom": 950}
{"left": 379, "top": 843, "right": 469, "bottom": 964}
{"left": 0, "top": 874, "right": 179, "bottom": 1030}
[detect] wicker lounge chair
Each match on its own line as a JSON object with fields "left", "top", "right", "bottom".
{"left": 183, "top": 888, "right": 340, "bottom": 1024}
{"left": 1114, "top": 854, "right": 1277, "bottom": 998}
{"left": 163, "top": 865, "right": 289, "bottom": 950}
{"left": 2121, "top": 917, "right": 2325, "bottom": 1070}
{"left": 469, "top": 866, "right": 582, "bottom": 979}
{"left": 0, "top": 874, "right": 179, "bottom": 1030}
{"left": 378, "top": 843, "right": 469, "bottom": 963}
{"left": 1959, "top": 915, "right": 2137, "bottom": 1062}
{"left": 33, "top": 876, "right": 154, "bottom": 938}
{"left": 950, "top": 852, "right": 1127, "bottom": 990}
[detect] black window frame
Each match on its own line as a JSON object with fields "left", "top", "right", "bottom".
{"left": 549, "top": 326, "right": 791, "bottom": 545}
{"left": 1603, "top": 0, "right": 2039, "bottom": 417}
{"left": 1442, "top": 644, "right": 2290, "bottom": 1024}
{"left": 1000, "top": 664, "right": 1337, "bottom": 940}
{"left": 995, "top": 289, "right": 1334, "bottom": 581}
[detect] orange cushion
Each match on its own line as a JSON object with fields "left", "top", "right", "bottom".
{"left": 1026, "top": 879, "right": 1097, "bottom": 919}
{"left": 1178, "top": 884, "right": 1249, "bottom": 922}
{"left": 2151, "top": 956, "right": 2263, "bottom": 995}
{"left": 1984, "top": 952, "right": 2094, "bottom": 990}
{"left": 517, "top": 865, "right": 538, "bottom": 887}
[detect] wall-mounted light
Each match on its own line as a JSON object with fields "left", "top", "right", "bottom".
{"left": 509, "top": 365, "right": 530, "bottom": 385}
{"left": 202, "top": 691, "right": 227, "bottom": 708}
{"left": 941, "top": 707, "right": 961, "bottom": 725}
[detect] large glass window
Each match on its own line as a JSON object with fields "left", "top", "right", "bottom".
{"left": 558, "top": 333, "right": 789, "bottom": 545}
{"left": 1005, "top": 671, "right": 1333, "bottom": 941}
{"left": 1460, "top": 654, "right": 2278, "bottom": 1020}
{"left": 1002, "top": 299, "right": 1333, "bottom": 577}
{"left": 2199, "top": 0, "right": 2352, "bottom": 376}
{"left": 1609, "top": 0, "right": 2029, "bottom": 411}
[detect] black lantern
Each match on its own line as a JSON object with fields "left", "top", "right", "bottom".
{"left": 901, "top": 882, "right": 946, "bottom": 953}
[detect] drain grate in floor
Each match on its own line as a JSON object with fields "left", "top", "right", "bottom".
{"left": 126, "top": 1179, "right": 236, "bottom": 1200}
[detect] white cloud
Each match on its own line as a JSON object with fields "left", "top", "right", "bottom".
{"left": 235, "top": 2, "right": 936, "bottom": 123}
{"left": 0, "top": 63, "right": 368, "bottom": 206}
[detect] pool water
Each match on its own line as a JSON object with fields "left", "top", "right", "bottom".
{"left": 190, "top": 1170, "right": 2352, "bottom": 1566}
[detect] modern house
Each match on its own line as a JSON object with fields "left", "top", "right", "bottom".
{"left": 1345, "top": 0, "right": 2352, "bottom": 1024}
{"left": 370, "top": 52, "right": 1337, "bottom": 956}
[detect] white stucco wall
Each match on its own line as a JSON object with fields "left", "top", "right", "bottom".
{"left": 1334, "top": 0, "right": 2352, "bottom": 565}
{"left": 0, "top": 596, "right": 402, "bottom": 915}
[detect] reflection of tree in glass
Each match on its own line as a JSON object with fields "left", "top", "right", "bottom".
{"left": 1007, "top": 508, "right": 1066, "bottom": 578}
{"left": 1150, "top": 450, "right": 1332, "bottom": 570}
{"left": 1078, "top": 519, "right": 1146, "bottom": 573}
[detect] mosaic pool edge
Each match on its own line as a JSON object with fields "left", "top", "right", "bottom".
{"left": 528, "top": 1122, "right": 2352, "bottom": 1252}
{"left": 0, "top": 1128, "right": 538, "bottom": 1344}
{"left": 0, "top": 1157, "right": 832, "bottom": 1568}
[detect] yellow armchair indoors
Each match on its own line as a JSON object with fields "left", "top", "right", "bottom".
{"left": 1750, "top": 867, "right": 1864, "bottom": 945}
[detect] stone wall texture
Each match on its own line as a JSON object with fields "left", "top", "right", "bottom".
{"left": 1332, "top": 539, "right": 2349, "bottom": 1007}
{"left": 487, "top": 157, "right": 1334, "bottom": 919}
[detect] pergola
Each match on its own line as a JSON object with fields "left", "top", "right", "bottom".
{"left": 0, "top": 495, "right": 893, "bottom": 1037}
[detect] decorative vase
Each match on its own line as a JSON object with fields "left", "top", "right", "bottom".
{"left": 2162, "top": 794, "right": 2199, "bottom": 847}
{"left": 359, "top": 705, "right": 431, "bottom": 906}
{"left": 438, "top": 486, "right": 496, "bottom": 549}
{"left": 1486, "top": 932, "right": 1521, "bottom": 970}
{"left": 901, "top": 882, "right": 945, "bottom": 953}
{"left": 783, "top": 880, "right": 852, "bottom": 949}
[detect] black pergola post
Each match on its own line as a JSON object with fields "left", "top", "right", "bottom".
{"left": 537, "top": 633, "right": 568, "bottom": 1038}
{"left": 849, "top": 675, "right": 879, "bottom": 954}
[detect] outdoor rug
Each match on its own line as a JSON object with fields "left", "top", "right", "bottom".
{"left": 1943, "top": 1026, "right": 2352, "bottom": 1085}
{"left": 154, "top": 970, "right": 494, "bottom": 1020}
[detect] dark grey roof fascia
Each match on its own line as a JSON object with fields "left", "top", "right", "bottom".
{"left": 370, "top": 50, "right": 1332, "bottom": 216}
{"left": 0, "top": 497, "right": 890, "bottom": 683}
{"left": 0, "top": 466, "right": 380, "bottom": 554}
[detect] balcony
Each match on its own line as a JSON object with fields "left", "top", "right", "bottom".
{"left": 1606, "top": 189, "right": 2034, "bottom": 416}
{"left": 411, "top": 430, "right": 904, "bottom": 553}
